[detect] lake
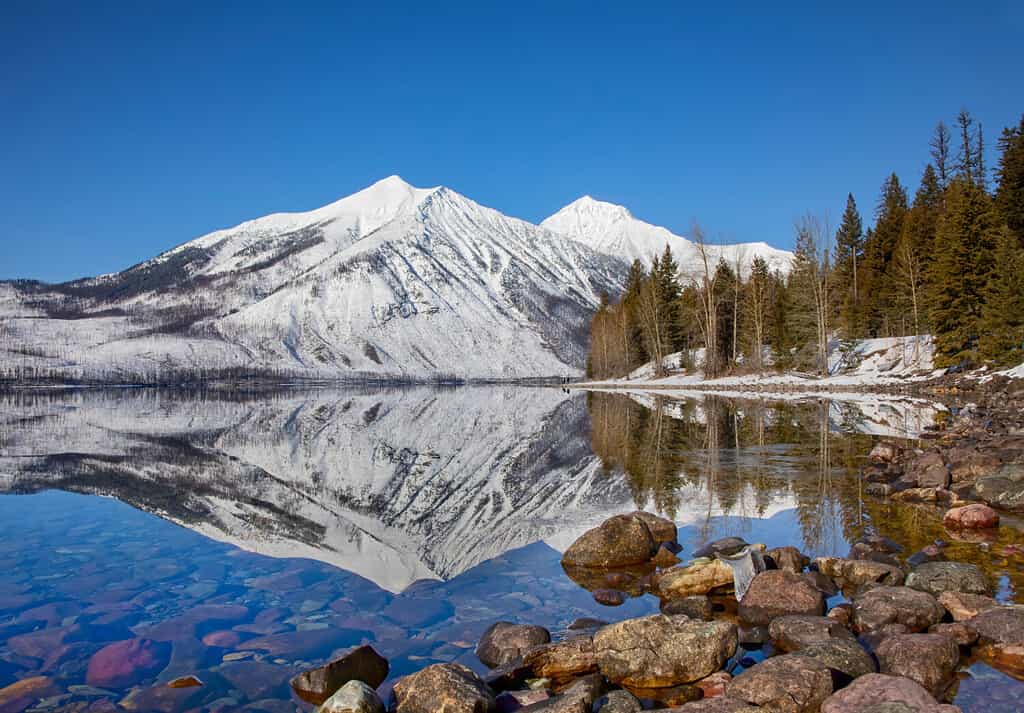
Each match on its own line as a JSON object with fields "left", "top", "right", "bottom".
{"left": 0, "top": 386, "right": 1020, "bottom": 711}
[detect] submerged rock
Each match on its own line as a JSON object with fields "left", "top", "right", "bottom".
{"left": 290, "top": 644, "right": 389, "bottom": 705}
{"left": 86, "top": 638, "right": 171, "bottom": 689}
{"left": 392, "top": 663, "right": 495, "bottom": 713}
{"left": 476, "top": 622, "right": 551, "bottom": 669}
{"left": 965, "top": 605, "right": 1024, "bottom": 675}
{"left": 593, "top": 614, "right": 737, "bottom": 687}
{"left": 726, "top": 653, "right": 833, "bottom": 713}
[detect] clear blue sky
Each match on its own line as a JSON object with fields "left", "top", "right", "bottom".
{"left": 2, "top": 1, "right": 1022, "bottom": 282}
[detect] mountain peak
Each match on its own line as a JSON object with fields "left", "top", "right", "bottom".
{"left": 556, "top": 195, "right": 634, "bottom": 222}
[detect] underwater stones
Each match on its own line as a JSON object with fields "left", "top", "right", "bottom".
{"left": 851, "top": 587, "right": 944, "bottom": 634}
{"left": 166, "top": 675, "right": 203, "bottom": 688}
{"left": 561, "top": 515, "right": 657, "bottom": 569}
{"left": 738, "top": 570, "right": 825, "bottom": 626}
{"left": 875, "top": 633, "right": 960, "bottom": 698}
{"left": 201, "top": 630, "right": 241, "bottom": 648}
{"left": 965, "top": 605, "right": 1024, "bottom": 674}
{"left": 476, "top": 622, "right": 551, "bottom": 669}
{"left": 726, "top": 653, "right": 833, "bottom": 713}
{"left": 392, "top": 663, "right": 496, "bottom": 713}
{"left": 290, "top": 644, "right": 389, "bottom": 705}
{"left": 768, "top": 614, "right": 856, "bottom": 653}
{"left": 85, "top": 638, "right": 170, "bottom": 689}
{"left": 905, "top": 562, "right": 991, "bottom": 597}
{"left": 0, "top": 677, "right": 59, "bottom": 711}
{"left": 593, "top": 614, "right": 736, "bottom": 688}
{"left": 942, "top": 504, "right": 999, "bottom": 529}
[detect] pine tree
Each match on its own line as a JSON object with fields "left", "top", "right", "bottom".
{"left": 995, "top": 115, "right": 1024, "bottom": 247}
{"left": 655, "top": 244, "right": 682, "bottom": 351}
{"left": 977, "top": 226, "right": 1024, "bottom": 367}
{"left": 833, "top": 193, "right": 864, "bottom": 338}
{"left": 930, "top": 121, "right": 952, "bottom": 189}
{"left": 927, "top": 178, "right": 999, "bottom": 366}
{"left": 956, "top": 110, "right": 978, "bottom": 184}
{"left": 862, "top": 174, "right": 908, "bottom": 336}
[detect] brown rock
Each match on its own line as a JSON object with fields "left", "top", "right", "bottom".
{"left": 620, "top": 682, "right": 702, "bottom": 706}
{"left": 523, "top": 636, "right": 597, "bottom": 683}
{"left": 476, "top": 622, "right": 551, "bottom": 669}
{"left": 875, "top": 633, "right": 960, "bottom": 698}
{"left": 392, "top": 663, "right": 496, "bottom": 713}
{"left": 0, "top": 677, "right": 59, "bottom": 711}
{"left": 289, "top": 644, "right": 389, "bottom": 705}
{"left": 629, "top": 511, "right": 677, "bottom": 543}
{"left": 768, "top": 546, "right": 810, "bottom": 573}
{"left": 726, "top": 653, "right": 833, "bottom": 713}
{"left": 795, "top": 638, "right": 877, "bottom": 681}
{"left": 593, "top": 589, "right": 627, "bottom": 606}
{"left": 928, "top": 622, "right": 978, "bottom": 647}
{"left": 942, "top": 504, "right": 999, "bottom": 529}
{"left": 694, "top": 671, "right": 731, "bottom": 698}
{"left": 768, "top": 614, "right": 856, "bottom": 652}
{"left": 851, "top": 586, "right": 944, "bottom": 633}
{"left": 654, "top": 544, "right": 682, "bottom": 568}
{"left": 167, "top": 675, "right": 203, "bottom": 688}
{"left": 937, "top": 591, "right": 998, "bottom": 621}
{"left": 738, "top": 570, "right": 825, "bottom": 626}
{"left": 655, "top": 558, "right": 735, "bottom": 598}
{"left": 86, "top": 638, "right": 171, "bottom": 689}
{"left": 660, "top": 595, "right": 713, "bottom": 620}
{"left": 668, "top": 700, "right": 761, "bottom": 712}
{"left": 593, "top": 614, "right": 737, "bottom": 688}
{"left": 820, "top": 673, "right": 961, "bottom": 713}
{"left": 827, "top": 603, "right": 854, "bottom": 627}
{"left": 561, "top": 514, "right": 658, "bottom": 568}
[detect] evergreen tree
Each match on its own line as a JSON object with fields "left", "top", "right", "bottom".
{"left": 654, "top": 244, "right": 682, "bottom": 351}
{"left": 995, "top": 115, "right": 1024, "bottom": 247}
{"left": 928, "top": 178, "right": 999, "bottom": 366}
{"left": 930, "top": 121, "right": 952, "bottom": 189}
{"left": 977, "top": 226, "right": 1024, "bottom": 367}
{"left": 833, "top": 193, "right": 864, "bottom": 338}
{"left": 862, "top": 173, "right": 908, "bottom": 336}
{"left": 956, "top": 109, "right": 978, "bottom": 184}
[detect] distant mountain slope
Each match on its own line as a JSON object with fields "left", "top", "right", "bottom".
{"left": 542, "top": 195, "right": 793, "bottom": 277}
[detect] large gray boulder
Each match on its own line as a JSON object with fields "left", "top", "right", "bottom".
{"left": 769, "top": 614, "right": 856, "bottom": 652}
{"left": 905, "top": 562, "right": 992, "bottom": 597}
{"left": 972, "top": 463, "right": 1024, "bottom": 510}
{"left": 593, "top": 614, "right": 737, "bottom": 688}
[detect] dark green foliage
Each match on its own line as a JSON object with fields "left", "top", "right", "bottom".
{"left": 861, "top": 174, "right": 908, "bottom": 336}
{"left": 978, "top": 227, "right": 1024, "bottom": 367}
{"left": 833, "top": 193, "right": 864, "bottom": 338}
{"left": 995, "top": 115, "right": 1024, "bottom": 247}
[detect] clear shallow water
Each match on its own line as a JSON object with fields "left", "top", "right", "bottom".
{"left": 0, "top": 387, "right": 1021, "bottom": 712}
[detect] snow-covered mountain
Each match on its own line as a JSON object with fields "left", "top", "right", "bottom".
{"left": 542, "top": 195, "right": 793, "bottom": 277}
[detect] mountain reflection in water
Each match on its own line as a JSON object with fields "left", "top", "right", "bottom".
{"left": 0, "top": 386, "right": 1021, "bottom": 712}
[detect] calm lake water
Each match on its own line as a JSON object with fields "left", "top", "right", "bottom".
{"left": 0, "top": 387, "right": 1021, "bottom": 712}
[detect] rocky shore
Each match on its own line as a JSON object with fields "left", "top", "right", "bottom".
{"left": 290, "top": 506, "right": 1023, "bottom": 712}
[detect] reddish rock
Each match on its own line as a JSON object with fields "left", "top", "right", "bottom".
{"left": 938, "top": 591, "right": 998, "bottom": 621}
{"left": 0, "top": 677, "right": 59, "bottom": 712}
{"left": 167, "top": 675, "right": 203, "bottom": 688}
{"left": 820, "top": 673, "right": 960, "bottom": 713}
{"left": 593, "top": 589, "right": 627, "bottom": 606}
{"left": 476, "top": 622, "right": 550, "bottom": 669}
{"left": 392, "top": 663, "right": 495, "bottom": 713}
{"left": 929, "top": 622, "right": 978, "bottom": 647}
{"left": 738, "top": 570, "right": 825, "bottom": 626}
{"left": 943, "top": 503, "right": 1000, "bottom": 529}
{"left": 86, "top": 638, "right": 171, "bottom": 689}
{"left": 727, "top": 654, "right": 833, "bottom": 713}
{"left": 875, "top": 633, "right": 960, "bottom": 698}
{"left": 695, "top": 671, "right": 731, "bottom": 698}
{"left": 201, "top": 630, "right": 241, "bottom": 648}
{"left": 290, "top": 644, "right": 389, "bottom": 705}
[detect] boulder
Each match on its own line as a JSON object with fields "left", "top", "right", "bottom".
{"left": 828, "top": 603, "right": 854, "bottom": 628}
{"left": 869, "top": 442, "right": 901, "bottom": 463}
{"left": 852, "top": 587, "right": 945, "bottom": 633}
{"left": 660, "top": 595, "right": 713, "bottom": 620}
{"left": 906, "top": 546, "right": 946, "bottom": 568}
{"left": 669, "top": 700, "right": 761, "bottom": 712}
{"left": 726, "top": 653, "right": 833, "bottom": 713}
{"left": 523, "top": 674, "right": 604, "bottom": 712}
{"left": 965, "top": 605, "right": 1024, "bottom": 675}
{"left": 738, "top": 570, "right": 825, "bottom": 626}
{"left": 656, "top": 559, "right": 735, "bottom": 598}
{"left": 767, "top": 546, "right": 810, "bottom": 573}
{"left": 948, "top": 449, "right": 1001, "bottom": 483}
{"left": 937, "top": 591, "right": 998, "bottom": 621}
{"left": 928, "top": 622, "right": 977, "bottom": 647}
{"left": 820, "top": 673, "right": 962, "bottom": 713}
{"left": 654, "top": 544, "right": 683, "bottom": 568}
{"left": 795, "top": 638, "right": 877, "bottom": 681}
{"left": 619, "top": 683, "right": 702, "bottom": 706}
{"left": 805, "top": 571, "right": 840, "bottom": 597}
{"left": 904, "top": 452, "right": 950, "bottom": 489}
{"left": 561, "top": 514, "right": 657, "bottom": 568}
{"left": 875, "top": 633, "right": 960, "bottom": 699}
{"left": 905, "top": 562, "right": 991, "bottom": 597}
{"left": 522, "top": 636, "right": 597, "bottom": 682}
{"left": 859, "top": 624, "right": 910, "bottom": 654}
{"left": 477, "top": 622, "right": 551, "bottom": 669}
{"left": 595, "top": 690, "right": 641, "bottom": 712}
{"left": 290, "top": 645, "right": 389, "bottom": 705}
{"left": 593, "top": 589, "right": 627, "bottom": 606}
{"left": 392, "top": 663, "right": 495, "bottom": 713}
{"left": 694, "top": 537, "right": 749, "bottom": 559}
{"left": 319, "top": 680, "right": 385, "bottom": 713}
{"left": 843, "top": 560, "right": 906, "bottom": 588}
{"left": 497, "top": 690, "right": 549, "bottom": 711}
{"left": 694, "top": 671, "right": 731, "bottom": 698}
{"left": 85, "top": 638, "right": 171, "bottom": 689}
{"left": 629, "top": 511, "right": 677, "bottom": 543}
{"left": 972, "top": 463, "right": 1024, "bottom": 510}
{"left": 942, "top": 504, "right": 999, "bottom": 529}
{"left": 593, "top": 614, "right": 737, "bottom": 688}
{"left": 769, "top": 614, "right": 856, "bottom": 652}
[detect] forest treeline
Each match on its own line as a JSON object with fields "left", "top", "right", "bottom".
{"left": 587, "top": 110, "right": 1024, "bottom": 379}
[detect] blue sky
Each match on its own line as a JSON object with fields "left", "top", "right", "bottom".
{"left": 2, "top": 1, "right": 1022, "bottom": 282}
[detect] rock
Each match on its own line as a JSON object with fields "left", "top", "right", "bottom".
{"left": 738, "top": 570, "right": 825, "bottom": 626}
{"left": 694, "top": 671, "right": 731, "bottom": 698}
{"left": 906, "top": 546, "right": 945, "bottom": 568}
{"left": 167, "top": 676, "right": 203, "bottom": 688}
{"left": 852, "top": 587, "right": 945, "bottom": 633}
{"left": 693, "top": 536, "right": 749, "bottom": 558}
{"left": 892, "top": 488, "right": 946, "bottom": 503}
{"left": 561, "top": 514, "right": 657, "bottom": 568}
{"left": 768, "top": 546, "right": 810, "bottom": 573}
{"left": 593, "top": 614, "right": 737, "bottom": 687}
{"left": 201, "top": 630, "right": 241, "bottom": 648}
{"left": 949, "top": 450, "right": 1001, "bottom": 483}
{"left": 726, "top": 653, "right": 834, "bottom": 713}
{"left": 965, "top": 605, "right": 1024, "bottom": 648}
{"left": 669, "top": 700, "right": 761, "bottom": 713}
{"left": 847, "top": 543, "right": 902, "bottom": 568}
{"left": 828, "top": 603, "right": 854, "bottom": 628}
{"left": 86, "top": 638, "right": 171, "bottom": 689}
{"left": 567, "top": 618, "right": 607, "bottom": 631}
{"left": 795, "top": 638, "right": 877, "bottom": 681}
{"left": 904, "top": 452, "right": 950, "bottom": 489}
{"left": 820, "top": 673, "right": 961, "bottom": 713}
{"left": 972, "top": 463, "right": 1024, "bottom": 510}
{"left": 875, "top": 633, "right": 959, "bottom": 698}
{"left": 0, "top": 677, "right": 59, "bottom": 711}
{"left": 654, "top": 544, "right": 682, "bottom": 568}
{"left": 523, "top": 636, "right": 597, "bottom": 682}
{"left": 496, "top": 690, "right": 549, "bottom": 712}
{"left": 869, "top": 443, "right": 901, "bottom": 463}
{"left": 392, "top": 663, "right": 496, "bottom": 713}
{"left": 656, "top": 558, "right": 735, "bottom": 598}
{"left": 660, "top": 595, "right": 713, "bottom": 620}
{"left": 769, "top": 614, "right": 856, "bottom": 652}
{"left": 290, "top": 644, "right": 389, "bottom": 705}
{"left": 928, "top": 622, "right": 977, "bottom": 647}
{"left": 805, "top": 571, "right": 840, "bottom": 597}
{"left": 859, "top": 624, "right": 911, "bottom": 654}
{"left": 937, "top": 591, "right": 998, "bottom": 621}
{"left": 593, "top": 589, "right": 627, "bottom": 606}
{"left": 942, "top": 504, "right": 999, "bottom": 529}
{"left": 905, "top": 562, "right": 991, "bottom": 597}
{"left": 976, "top": 642, "right": 1024, "bottom": 679}
{"left": 477, "top": 623, "right": 551, "bottom": 669}
{"left": 629, "top": 511, "right": 677, "bottom": 543}
{"left": 866, "top": 483, "right": 895, "bottom": 497}
{"left": 319, "top": 680, "right": 385, "bottom": 713}
{"left": 596, "top": 689, "right": 641, "bottom": 712}
{"left": 618, "top": 683, "right": 702, "bottom": 706}
{"left": 843, "top": 560, "right": 906, "bottom": 588}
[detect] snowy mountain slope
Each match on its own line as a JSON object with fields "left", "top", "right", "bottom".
{"left": 542, "top": 195, "right": 794, "bottom": 277}
{"left": 1, "top": 178, "right": 626, "bottom": 381}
